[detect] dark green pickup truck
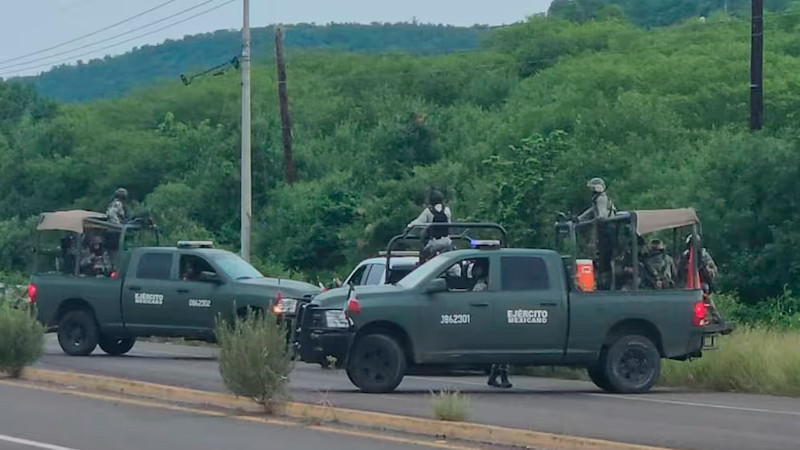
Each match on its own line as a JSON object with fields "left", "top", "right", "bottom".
{"left": 27, "top": 210, "right": 319, "bottom": 356}
{"left": 294, "top": 210, "right": 734, "bottom": 394}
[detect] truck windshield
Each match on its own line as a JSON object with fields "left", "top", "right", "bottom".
{"left": 211, "top": 253, "right": 265, "bottom": 280}
{"left": 395, "top": 253, "right": 450, "bottom": 287}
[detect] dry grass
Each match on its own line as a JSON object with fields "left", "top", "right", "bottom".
{"left": 430, "top": 388, "right": 471, "bottom": 422}
{"left": 660, "top": 327, "right": 800, "bottom": 396}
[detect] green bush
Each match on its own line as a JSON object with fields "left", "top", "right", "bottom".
{"left": 0, "top": 299, "right": 45, "bottom": 378}
{"left": 214, "top": 309, "right": 293, "bottom": 413}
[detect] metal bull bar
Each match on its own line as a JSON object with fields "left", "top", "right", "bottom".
{"left": 384, "top": 222, "right": 508, "bottom": 284}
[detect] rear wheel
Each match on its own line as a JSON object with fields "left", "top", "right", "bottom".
{"left": 57, "top": 310, "right": 99, "bottom": 356}
{"left": 599, "top": 334, "right": 661, "bottom": 394}
{"left": 98, "top": 335, "right": 136, "bottom": 356}
{"left": 587, "top": 364, "right": 613, "bottom": 392}
{"left": 346, "top": 333, "right": 406, "bottom": 393}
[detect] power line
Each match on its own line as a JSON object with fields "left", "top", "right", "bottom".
{"left": 0, "top": 0, "right": 180, "bottom": 66}
{"left": 0, "top": 0, "right": 236, "bottom": 77}
{"left": 0, "top": 0, "right": 223, "bottom": 72}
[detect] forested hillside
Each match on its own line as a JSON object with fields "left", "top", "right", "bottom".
{"left": 3, "top": 8, "right": 800, "bottom": 304}
{"left": 548, "top": 0, "right": 795, "bottom": 26}
{"left": 8, "top": 23, "right": 492, "bottom": 102}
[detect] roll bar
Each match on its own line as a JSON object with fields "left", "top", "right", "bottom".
{"left": 383, "top": 222, "right": 508, "bottom": 284}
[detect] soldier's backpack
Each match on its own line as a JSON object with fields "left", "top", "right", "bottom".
{"left": 428, "top": 205, "right": 449, "bottom": 239}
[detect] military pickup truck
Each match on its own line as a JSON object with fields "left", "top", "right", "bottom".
{"left": 294, "top": 211, "right": 733, "bottom": 394}
{"left": 28, "top": 210, "right": 319, "bottom": 356}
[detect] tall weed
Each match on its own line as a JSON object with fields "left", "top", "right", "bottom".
{"left": 215, "top": 309, "right": 293, "bottom": 413}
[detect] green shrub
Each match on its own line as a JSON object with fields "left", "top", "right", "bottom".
{"left": 214, "top": 309, "right": 293, "bottom": 413}
{"left": 0, "top": 299, "right": 45, "bottom": 378}
{"left": 431, "top": 388, "right": 471, "bottom": 422}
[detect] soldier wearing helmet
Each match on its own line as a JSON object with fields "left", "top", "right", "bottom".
{"left": 678, "top": 234, "right": 718, "bottom": 292}
{"left": 577, "top": 177, "right": 617, "bottom": 222}
{"left": 106, "top": 188, "right": 128, "bottom": 224}
{"left": 80, "top": 235, "right": 112, "bottom": 276}
{"left": 642, "top": 238, "right": 677, "bottom": 289}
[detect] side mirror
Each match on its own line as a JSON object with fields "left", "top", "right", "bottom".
{"left": 426, "top": 278, "right": 448, "bottom": 294}
{"left": 199, "top": 271, "right": 222, "bottom": 283}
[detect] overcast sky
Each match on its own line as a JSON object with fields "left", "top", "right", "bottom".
{"left": 0, "top": 0, "right": 552, "bottom": 78}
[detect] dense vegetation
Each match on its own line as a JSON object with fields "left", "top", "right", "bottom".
{"left": 7, "top": 23, "right": 493, "bottom": 102}
{"left": 3, "top": 3, "right": 800, "bottom": 317}
{"left": 548, "top": 0, "right": 796, "bottom": 27}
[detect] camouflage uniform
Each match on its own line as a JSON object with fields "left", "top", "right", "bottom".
{"left": 578, "top": 178, "right": 617, "bottom": 289}
{"left": 643, "top": 239, "right": 677, "bottom": 289}
{"left": 577, "top": 177, "right": 618, "bottom": 222}
{"left": 106, "top": 188, "right": 128, "bottom": 224}
{"left": 678, "top": 235, "right": 718, "bottom": 291}
{"left": 81, "top": 236, "right": 112, "bottom": 276}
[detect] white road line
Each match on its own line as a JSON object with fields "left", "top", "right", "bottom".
{"left": 593, "top": 394, "right": 800, "bottom": 417}
{"left": 0, "top": 434, "right": 82, "bottom": 450}
{"left": 407, "top": 375, "right": 800, "bottom": 417}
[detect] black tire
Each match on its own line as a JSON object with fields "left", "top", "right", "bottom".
{"left": 587, "top": 364, "right": 614, "bottom": 392}
{"left": 599, "top": 334, "right": 661, "bottom": 394}
{"left": 98, "top": 335, "right": 136, "bottom": 356}
{"left": 346, "top": 333, "right": 406, "bottom": 393}
{"left": 57, "top": 310, "right": 99, "bottom": 356}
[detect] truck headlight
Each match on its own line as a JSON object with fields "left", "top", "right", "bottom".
{"left": 324, "top": 310, "right": 351, "bottom": 328}
{"left": 274, "top": 297, "right": 298, "bottom": 315}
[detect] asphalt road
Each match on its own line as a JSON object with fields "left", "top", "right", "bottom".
{"left": 0, "top": 381, "right": 476, "bottom": 450}
{"left": 34, "top": 336, "right": 800, "bottom": 450}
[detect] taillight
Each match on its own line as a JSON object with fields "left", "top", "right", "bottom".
{"left": 346, "top": 296, "right": 361, "bottom": 315}
{"left": 110, "top": 271, "right": 118, "bottom": 279}
{"left": 692, "top": 300, "right": 708, "bottom": 327}
{"left": 27, "top": 283, "right": 36, "bottom": 303}
{"left": 273, "top": 291, "right": 284, "bottom": 315}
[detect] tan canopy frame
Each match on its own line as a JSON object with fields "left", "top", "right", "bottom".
{"left": 633, "top": 208, "right": 700, "bottom": 236}
{"left": 36, "top": 210, "right": 108, "bottom": 233}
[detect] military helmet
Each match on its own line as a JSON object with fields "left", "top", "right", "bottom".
{"left": 650, "top": 238, "right": 665, "bottom": 251}
{"left": 586, "top": 177, "right": 606, "bottom": 193}
{"left": 428, "top": 189, "right": 444, "bottom": 206}
{"left": 115, "top": 187, "right": 128, "bottom": 199}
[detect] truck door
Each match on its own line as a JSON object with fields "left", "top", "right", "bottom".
{"left": 175, "top": 253, "right": 221, "bottom": 331}
{"left": 493, "top": 255, "right": 567, "bottom": 363}
{"left": 120, "top": 251, "right": 181, "bottom": 332}
{"left": 424, "top": 256, "right": 493, "bottom": 360}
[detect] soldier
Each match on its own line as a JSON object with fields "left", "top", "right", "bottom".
{"left": 577, "top": 177, "right": 617, "bottom": 222}
{"left": 678, "top": 234, "right": 718, "bottom": 292}
{"left": 642, "top": 238, "right": 677, "bottom": 289}
{"left": 578, "top": 178, "right": 617, "bottom": 289}
{"left": 408, "top": 189, "right": 453, "bottom": 262}
{"left": 80, "top": 235, "right": 112, "bottom": 276}
{"left": 106, "top": 188, "right": 128, "bottom": 224}
{"left": 470, "top": 258, "right": 489, "bottom": 292}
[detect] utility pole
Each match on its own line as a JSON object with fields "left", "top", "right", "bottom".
{"left": 275, "top": 27, "right": 297, "bottom": 185}
{"left": 750, "top": 0, "right": 764, "bottom": 131}
{"left": 240, "top": 0, "right": 252, "bottom": 261}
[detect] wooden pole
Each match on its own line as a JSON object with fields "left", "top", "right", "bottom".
{"left": 750, "top": 0, "right": 764, "bottom": 131}
{"left": 275, "top": 27, "right": 297, "bottom": 184}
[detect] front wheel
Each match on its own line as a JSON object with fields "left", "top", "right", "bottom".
{"left": 346, "top": 334, "right": 406, "bottom": 393}
{"left": 57, "top": 310, "right": 99, "bottom": 356}
{"left": 98, "top": 335, "right": 136, "bottom": 356}
{"left": 599, "top": 334, "right": 661, "bottom": 394}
